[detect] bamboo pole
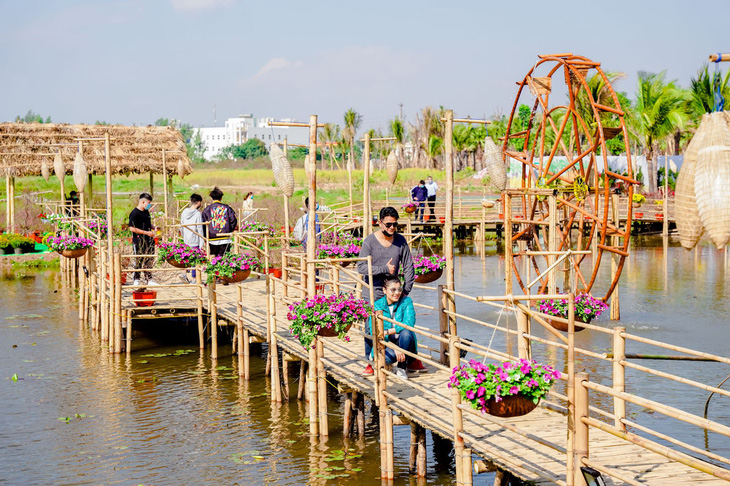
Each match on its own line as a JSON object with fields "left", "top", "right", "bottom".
{"left": 114, "top": 252, "right": 122, "bottom": 354}
{"left": 308, "top": 344, "right": 318, "bottom": 436}
{"left": 100, "top": 247, "right": 109, "bottom": 342}
{"left": 9, "top": 176, "right": 15, "bottom": 232}
{"left": 566, "top": 292, "right": 575, "bottom": 486}
{"left": 417, "top": 424, "right": 427, "bottom": 477}
{"left": 237, "top": 285, "right": 245, "bottom": 377}
{"left": 504, "top": 193, "right": 513, "bottom": 294}
{"left": 449, "top": 335, "right": 466, "bottom": 484}
{"left": 517, "top": 307, "right": 531, "bottom": 360}
{"left": 4, "top": 174, "right": 9, "bottom": 231}
{"left": 104, "top": 133, "right": 114, "bottom": 300}
{"left": 210, "top": 280, "right": 218, "bottom": 360}
{"left": 438, "top": 285, "right": 449, "bottom": 364}
{"left": 306, "top": 115, "right": 318, "bottom": 295}
{"left": 610, "top": 193, "right": 621, "bottom": 320}
{"left": 709, "top": 53, "right": 730, "bottom": 62}
{"left": 663, "top": 153, "right": 669, "bottom": 237}
{"left": 149, "top": 172, "right": 154, "bottom": 197}
{"left": 548, "top": 194, "right": 557, "bottom": 294}
{"left": 125, "top": 310, "right": 132, "bottom": 354}
{"left": 270, "top": 281, "right": 282, "bottom": 403}
{"left": 196, "top": 267, "right": 204, "bottom": 350}
{"left": 363, "top": 131, "right": 371, "bottom": 237}
{"left": 317, "top": 338, "right": 328, "bottom": 435}
{"left": 613, "top": 326, "right": 626, "bottom": 431}
{"left": 283, "top": 195, "right": 290, "bottom": 244}
{"left": 162, "top": 148, "right": 169, "bottom": 219}
{"left": 575, "top": 372, "right": 589, "bottom": 485}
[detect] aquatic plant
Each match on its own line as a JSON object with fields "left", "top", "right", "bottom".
{"left": 287, "top": 294, "right": 372, "bottom": 349}
{"left": 411, "top": 254, "right": 446, "bottom": 275}
{"left": 203, "top": 252, "right": 260, "bottom": 283}
{"left": 156, "top": 241, "right": 207, "bottom": 266}
{"left": 448, "top": 358, "right": 561, "bottom": 413}
{"left": 536, "top": 293, "right": 608, "bottom": 323}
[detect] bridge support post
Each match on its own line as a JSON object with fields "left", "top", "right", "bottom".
{"left": 308, "top": 344, "right": 319, "bottom": 436}
{"left": 461, "top": 448, "right": 473, "bottom": 485}
{"left": 574, "top": 372, "right": 590, "bottom": 486}
{"left": 517, "top": 308, "right": 531, "bottom": 360}
{"left": 354, "top": 392, "right": 365, "bottom": 437}
{"left": 449, "top": 335, "right": 466, "bottom": 485}
{"left": 196, "top": 267, "right": 204, "bottom": 350}
{"left": 612, "top": 327, "right": 626, "bottom": 431}
{"left": 209, "top": 280, "right": 218, "bottom": 360}
{"left": 409, "top": 423, "right": 427, "bottom": 476}
{"left": 317, "top": 338, "right": 328, "bottom": 436}
{"left": 374, "top": 313, "right": 394, "bottom": 480}
{"left": 269, "top": 281, "right": 282, "bottom": 403}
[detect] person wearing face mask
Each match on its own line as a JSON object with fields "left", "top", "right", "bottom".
{"left": 242, "top": 192, "right": 254, "bottom": 218}
{"left": 425, "top": 175, "right": 438, "bottom": 221}
{"left": 128, "top": 193, "right": 157, "bottom": 287}
{"left": 357, "top": 207, "right": 426, "bottom": 375}
{"left": 410, "top": 180, "right": 428, "bottom": 222}
{"left": 292, "top": 197, "right": 320, "bottom": 250}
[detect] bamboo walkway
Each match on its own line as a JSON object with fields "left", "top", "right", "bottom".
{"left": 114, "top": 278, "right": 729, "bottom": 486}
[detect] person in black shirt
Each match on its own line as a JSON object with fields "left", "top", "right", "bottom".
{"left": 129, "top": 193, "right": 157, "bottom": 286}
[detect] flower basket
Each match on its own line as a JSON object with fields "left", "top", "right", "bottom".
{"left": 48, "top": 235, "right": 94, "bottom": 259}
{"left": 537, "top": 293, "right": 607, "bottom": 333}
{"left": 61, "top": 248, "right": 88, "bottom": 259}
{"left": 412, "top": 255, "right": 446, "bottom": 284}
{"left": 157, "top": 242, "right": 207, "bottom": 268}
{"left": 167, "top": 259, "right": 191, "bottom": 269}
{"left": 287, "top": 294, "right": 373, "bottom": 349}
{"left": 449, "top": 359, "right": 560, "bottom": 417}
{"left": 203, "top": 252, "right": 260, "bottom": 284}
{"left": 223, "top": 268, "right": 251, "bottom": 283}
{"left": 481, "top": 200, "right": 495, "bottom": 209}
{"left": 402, "top": 202, "right": 418, "bottom": 214}
{"left": 317, "top": 243, "right": 361, "bottom": 265}
{"left": 132, "top": 290, "right": 157, "bottom": 307}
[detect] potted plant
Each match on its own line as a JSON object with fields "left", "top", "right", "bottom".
{"left": 157, "top": 242, "right": 207, "bottom": 268}
{"left": 10, "top": 235, "right": 36, "bottom": 254}
{"left": 317, "top": 242, "right": 361, "bottom": 266}
{"left": 286, "top": 293, "right": 373, "bottom": 349}
{"left": 402, "top": 202, "right": 418, "bottom": 214}
{"left": 536, "top": 293, "right": 608, "bottom": 332}
{"left": 132, "top": 289, "right": 157, "bottom": 307}
{"left": 632, "top": 193, "right": 645, "bottom": 208}
{"left": 0, "top": 235, "right": 12, "bottom": 255}
{"left": 204, "top": 252, "right": 260, "bottom": 284}
{"left": 240, "top": 220, "right": 275, "bottom": 236}
{"left": 448, "top": 358, "right": 561, "bottom": 417}
{"left": 412, "top": 254, "right": 446, "bottom": 284}
{"left": 47, "top": 234, "right": 95, "bottom": 259}
{"left": 87, "top": 218, "right": 108, "bottom": 239}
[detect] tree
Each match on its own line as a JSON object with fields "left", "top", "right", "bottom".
{"left": 220, "top": 138, "right": 268, "bottom": 160}
{"left": 426, "top": 135, "right": 443, "bottom": 168}
{"left": 154, "top": 117, "right": 170, "bottom": 126}
{"left": 634, "top": 71, "right": 689, "bottom": 192}
{"left": 389, "top": 118, "right": 405, "bottom": 166}
{"left": 343, "top": 108, "right": 362, "bottom": 169}
{"left": 318, "top": 123, "right": 341, "bottom": 170}
{"left": 187, "top": 130, "right": 206, "bottom": 163}
{"left": 15, "top": 110, "right": 51, "bottom": 123}
{"left": 689, "top": 64, "right": 730, "bottom": 118}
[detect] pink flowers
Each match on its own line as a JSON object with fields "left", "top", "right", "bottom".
{"left": 412, "top": 255, "right": 446, "bottom": 276}
{"left": 157, "top": 242, "right": 207, "bottom": 266}
{"left": 48, "top": 235, "right": 94, "bottom": 251}
{"left": 287, "top": 293, "right": 373, "bottom": 349}
{"left": 203, "top": 252, "right": 261, "bottom": 283}
{"left": 317, "top": 243, "right": 361, "bottom": 260}
{"left": 536, "top": 293, "right": 608, "bottom": 322}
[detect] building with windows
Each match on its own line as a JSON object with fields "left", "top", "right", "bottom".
{"left": 193, "top": 114, "right": 309, "bottom": 160}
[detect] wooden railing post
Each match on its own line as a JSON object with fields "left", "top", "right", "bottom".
{"left": 281, "top": 253, "right": 289, "bottom": 299}
{"left": 113, "top": 252, "right": 122, "bottom": 354}
{"left": 209, "top": 279, "right": 218, "bottom": 360}
{"left": 374, "top": 312, "right": 394, "bottom": 480}
{"left": 308, "top": 341, "right": 319, "bottom": 436}
{"left": 574, "top": 372, "right": 590, "bottom": 486}
{"left": 449, "top": 334, "right": 466, "bottom": 485}
{"left": 269, "top": 280, "right": 282, "bottom": 402}
{"left": 196, "top": 266, "right": 204, "bottom": 350}
{"left": 613, "top": 326, "right": 627, "bottom": 431}
{"left": 437, "top": 285, "right": 448, "bottom": 364}
{"left": 517, "top": 307, "right": 531, "bottom": 360}
{"left": 99, "top": 246, "right": 108, "bottom": 342}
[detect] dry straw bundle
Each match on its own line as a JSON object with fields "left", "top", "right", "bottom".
{"left": 695, "top": 111, "right": 730, "bottom": 249}
{"left": 269, "top": 143, "right": 294, "bottom": 197}
{"left": 73, "top": 151, "right": 88, "bottom": 191}
{"left": 386, "top": 150, "right": 398, "bottom": 185}
{"left": 675, "top": 114, "right": 709, "bottom": 249}
{"left": 484, "top": 137, "right": 507, "bottom": 191}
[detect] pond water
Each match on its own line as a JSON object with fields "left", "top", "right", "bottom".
{"left": 1, "top": 237, "right": 728, "bottom": 485}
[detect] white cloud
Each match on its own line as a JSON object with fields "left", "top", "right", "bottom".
{"left": 255, "top": 58, "right": 304, "bottom": 78}
{"left": 170, "top": 0, "right": 236, "bottom": 12}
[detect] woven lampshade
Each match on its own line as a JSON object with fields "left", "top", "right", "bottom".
{"left": 73, "top": 151, "right": 88, "bottom": 191}
{"left": 675, "top": 114, "right": 709, "bottom": 249}
{"left": 484, "top": 137, "right": 507, "bottom": 191}
{"left": 177, "top": 158, "right": 186, "bottom": 179}
{"left": 386, "top": 150, "right": 398, "bottom": 185}
{"left": 269, "top": 143, "right": 294, "bottom": 197}
{"left": 41, "top": 159, "right": 51, "bottom": 182}
{"left": 53, "top": 152, "right": 65, "bottom": 182}
{"left": 694, "top": 111, "right": 730, "bottom": 249}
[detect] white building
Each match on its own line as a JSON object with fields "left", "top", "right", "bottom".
{"left": 193, "top": 114, "right": 309, "bottom": 160}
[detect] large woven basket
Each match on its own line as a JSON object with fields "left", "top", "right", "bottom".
{"left": 41, "top": 159, "right": 51, "bottom": 182}
{"left": 484, "top": 137, "right": 507, "bottom": 191}
{"left": 675, "top": 114, "right": 709, "bottom": 249}
{"left": 695, "top": 111, "right": 730, "bottom": 249}
{"left": 53, "top": 152, "right": 65, "bottom": 181}
{"left": 386, "top": 150, "right": 398, "bottom": 185}
{"left": 177, "top": 158, "right": 187, "bottom": 179}
{"left": 269, "top": 143, "right": 294, "bottom": 197}
{"left": 73, "top": 152, "right": 88, "bottom": 192}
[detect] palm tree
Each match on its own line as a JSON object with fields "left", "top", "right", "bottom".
{"left": 343, "top": 108, "right": 362, "bottom": 168}
{"left": 634, "top": 71, "right": 689, "bottom": 193}
{"left": 689, "top": 64, "right": 730, "bottom": 118}
{"left": 426, "top": 135, "right": 443, "bottom": 169}
{"left": 318, "top": 123, "right": 341, "bottom": 170}
{"left": 389, "top": 118, "right": 405, "bottom": 167}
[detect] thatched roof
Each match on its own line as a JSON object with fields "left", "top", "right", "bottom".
{"left": 0, "top": 123, "right": 193, "bottom": 177}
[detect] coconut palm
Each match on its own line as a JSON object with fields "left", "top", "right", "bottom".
{"left": 634, "top": 71, "right": 689, "bottom": 193}
{"left": 689, "top": 64, "right": 730, "bottom": 118}
{"left": 318, "top": 123, "right": 341, "bottom": 170}
{"left": 343, "top": 108, "right": 362, "bottom": 168}
{"left": 426, "top": 135, "right": 443, "bottom": 169}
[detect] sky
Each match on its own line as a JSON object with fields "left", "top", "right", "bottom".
{"left": 0, "top": 0, "right": 726, "bottom": 133}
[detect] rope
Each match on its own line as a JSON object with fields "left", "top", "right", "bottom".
{"left": 481, "top": 296, "right": 519, "bottom": 364}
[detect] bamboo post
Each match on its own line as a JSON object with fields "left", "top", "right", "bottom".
{"left": 613, "top": 326, "right": 627, "bottom": 431}
{"left": 548, "top": 194, "right": 557, "bottom": 294}
{"left": 444, "top": 110, "right": 457, "bottom": 346}
{"left": 308, "top": 344, "right": 318, "bottom": 436}
{"left": 504, "top": 193, "right": 513, "bottom": 294}
{"left": 282, "top": 253, "right": 289, "bottom": 298}
{"left": 99, "top": 247, "right": 108, "bottom": 342}
{"left": 462, "top": 448, "right": 473, "bottom": 485}
{"left": 347, "top": 154, "right": 353, "bottom": 217}
{"left": 480, "top": 206, "right": 486, "bottom": 258}
{"left": 363, "top": 131, "right": 371, "bottom": 237}
{"left": 567, "top": 292, "right": 576, "bottom": 486}
{"left": 9, "top": 176, "right": 15, "bottom": 232}
{"left": 270, "top": 280, "right": 282, "bottom": 403}
{"left": 196, "top": 267, "right": 204, "bottom": 350}
{"left": 243, "top": 328, "right": 250, "bottom": 380}
{"left": 162, "top": 149, "right": 169, "bottom": 219}
{"left": 417, "top": 424, "right": 427, "bottom": 477}
{"left": 4, "top": 174, "right": 9, "bottom": 232}
{"left": 663, "top": 154, "right": 669, "bottom": 237}
{"left": 306, "top": 115, "right": 318, "bottom": 295}
{"left": 375, "top": 313, "right": 394, "bottom": 480}
{"left": 297, "top": 359, "right": 307, "bottom": 401}
{"left": 237, "top": 285, "right": 246, "bottom": 377}
{"left": 114, "top": 252, "right": 122, "bottom": 354}
{"left": 409, "top": 423, "right": 418, "bottom": 473}
{"left": 284, "top": 195, "right": 290, "bottom": 244}
{"left": 437, "top": 285, "right": 449, "bottom": 364}
{"left": 317, "top": 338, "right": 328, "bottom": 435}
{"left": 517, "top": 307, "right": 531, "bottom": 360}
{"left": 344, "top": 393, "right": 354, "bottom": 438}
{"left": 610, "top": 193, "right": 621, "bottom": 320}
{"left": 149, "top": 172, "right": 154, "bottom": 197}
{"left": 126, "top": 309, "right": 132, "bottom": 354}
{"left": 355, "top": 392, "right": 365, "bottom": 437}
{"left": 104, "top": 133, "right": 115, "bottom": 299}
{"left": 575, "top": 372, "right": 590, "bottom": 485}
{"left": 449, "top": 335, "right": 465, "bottom": 484}
{"left": 210, "top": 279, "right": 218, "bottom": 360}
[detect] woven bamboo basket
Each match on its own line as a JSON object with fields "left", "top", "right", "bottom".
{"left": 695, "top": 111, "right": 730, "bottom": 249}
{"left": 177, "top": 158, "right": 186, "bottom": 179}
{"left": 269, "top": 143, "right": 294, "bottom": 197}
{"left": 53, "top": 152, "right": 65, "bottom": 181}
{"left": 41, "top": 159, "right": 51, "bottom": 182}
{"left": 484, "top": 137, "right": 507, "bottom": 191}
{"left": 675, "top": 114, "right": 709, "bottom": 249}
{"left": 386, "top": 150, "right": 398, "bottom": 185}
{"left": 73, "top": 152, "right": 88, "bottom": 192}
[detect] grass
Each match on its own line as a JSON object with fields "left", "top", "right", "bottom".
{"left": 10, "top": 257, "right": 60, "bottom": 269}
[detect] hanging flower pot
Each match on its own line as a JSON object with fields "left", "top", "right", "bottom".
{"left": 287, "top": 293, "right": 373, "bottom": 349}
{"left": 402, "top": 202, "right": 418, "bottom": 214}
{"left": 157, "top": 242, "right": 206, "bottom": 269}
{"left": 484, "top": 393, "right": 539, "bottom": 418}
{"left": 203, "top": 252, "right": 260, "bottom": 284}
{"left": 412, "top": 255, "right": 446, "bottom": 284}
{"left": 132, "top": 290, "right": 157, "bottom": 307}
{"left": 536, "top": 294, "right": 608, "bottom": 333}
{"left": 317, "top": 242, "right": 361, "bottom": 266}
{"left": 546, "top": 317, "right": 587, "bottom": 332}
{"left": 223, "top": 268, "right": 251, "bottom": 283}
{"left": 481, "top": 199, "right": 495, "bottom": 209}
{"left": 48, "top": 235, "right": 94, "bottom": 259}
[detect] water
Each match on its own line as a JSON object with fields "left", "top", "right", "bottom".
{"left": 1, "top": 238, "right": 729, "bottom": 484}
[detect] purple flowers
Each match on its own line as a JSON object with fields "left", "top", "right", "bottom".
{"left": 287, "top": 293, "right": 373, "bottom": 349}
{"left": 317, "top": 243, "right": 362, "bottom": 260}
{"left": 240, "top": 221, "right": 275, "bottom": 236}
{"left": 536, "top": 293, "right": 608, "bottom": 322}
{"left": 48, "top": 234, "right": 94, "bottom": 251}
{"left": 412, "top": 255, "right": 446, "bottom": 276}
{"left": 402, "top": 202, "right": 418, "bottom": 210}
{"left": 448, "top": 358, "right": 561, "bottom": 414}
{"left": 203, "top": 252, "right": 261, "bottom": 283}
{"left": 157, "top": 242, "right": 207, "bottom": 266}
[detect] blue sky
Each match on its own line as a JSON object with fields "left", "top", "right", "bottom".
{"left": 0, "top": 0, "right": 726, "bottom": 132}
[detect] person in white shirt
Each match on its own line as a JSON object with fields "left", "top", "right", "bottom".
{"left": 425, "top": 175, "right": 438, "bottom": 221}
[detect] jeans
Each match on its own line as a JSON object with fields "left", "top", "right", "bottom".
{"left": 415, "top": 202, "right": 425, "bottom": 222}
{"left": 427, "top": 195, "right": 436, "bottom": 219}
{"left": 133, "top": 238, "right": 154, "bottom": 281}
{"left": 364, "top": 329, "right": 417, "bottom": 369}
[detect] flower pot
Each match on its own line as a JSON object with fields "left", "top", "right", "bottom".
{"left": 498, "top": 213, "right": 504, "bottom": 220}
{"left": 546, "top": 317, "right": 587, "bottom": 332}
{"left": 633, "top": 202, "right": 642, "bottom": 209}
{"left": 132, "top": 290, "right": 157, "bottom": 307}
{"left": 107, "top": 273, "right": 128, "bottom": 285}
{"left": 167, "top": 258, "right": 192, "bottom": 269}
{"left": 655, "top": 213, "right": 664, "bottom": 220}
{"left": 415, "top": 269, "right": 443, "bottom": 284}
{"left": 315, "top": 283, "right": 326, "bottom": 293}
{"left": 267, "top": 267, "right": 283, "bottom": 279}
{"left": 222, "top": 268, "right": 251, "bottom": 284}
{"left": 634, "top": 212, "right": 644, "bottom": 219}
{"left": 14, "top": 248, "right": 23, "bottom": 255}
{"left": 317, "top": 321, "right": 353, "bottom": 338}
{"left": 481, "top": 200, "right": 495, "bottom": 208}
{"left": 1, "top": 247, "right": 12, "bottom": 255}
{"left": 60, "top": 248, "right": 88, "bottom": 259}
{"left": 485, "top": 393, "right": 539, "bottom": 418}
{"left": 439, "top": 217, "right": 445, "bottom": 224}
{"left": 405, "top": 206, "right": 416, "bottom": 214}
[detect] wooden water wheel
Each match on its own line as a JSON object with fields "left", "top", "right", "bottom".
{"left": 502, "top": 53, "right": 638, "bottom": 301}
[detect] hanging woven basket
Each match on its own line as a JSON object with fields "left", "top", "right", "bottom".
{"left": 484, "top": 137, "right": 507, "bottom": 191}
{"left": 41, "top": 159, "right": 51, "bottom": 182}
{"left": 269, "top": 143, "right": 294, "bottom": 197}
{"left": 177, "top": 158, "right": 186, "bottom": 179}
{"left": 694, "top": 111, "right": 730, "bottom": 249}
{"left": 73, "top": 152, "right": 88, "bottom": 192}
{"left": 676, "top": 114, "right": 710, "bottom": 249}
{"left": 386, "top": 150, "right": 398, "bottom": 185}
{"left": 53, "top": 152, "right": 65, "bottom": 182}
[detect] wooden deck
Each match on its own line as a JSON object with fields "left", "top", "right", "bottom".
{"left": 118, "top": 278, "right": 729, "bottom": 485}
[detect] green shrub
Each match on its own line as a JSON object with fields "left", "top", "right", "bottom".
{"left": 0, "top": 235, "right": 9, "bottom": 249}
